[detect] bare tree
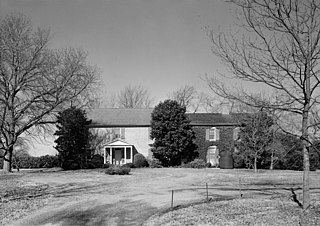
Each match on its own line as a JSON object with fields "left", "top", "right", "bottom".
{"left": 236, "top": 111, "right": 274, "bottom": 172}
{"left": 117, "top": 85, "right": 153, "bottom": 108}
{"left": 169, "top": 85, "right": 198, "bottom": 111}
{"left": 0, "top": 13, "right": 99, "bottom": 172}
{"left": 89, "top": 128, "right": 115, "bottom": 155}
{"left": 206, "top": 0, "right": 320, "bottom": 208}
{"left": 169, "top": 85, "right": 222, "bottom": 113}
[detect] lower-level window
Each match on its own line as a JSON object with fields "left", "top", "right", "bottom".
{"left": 206, "top": 146, "right": 219, "bottom": 166}
{"left": 126, "top": 147, "right": 131, "bottom": 159}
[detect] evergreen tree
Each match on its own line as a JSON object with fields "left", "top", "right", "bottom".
{"left": 150, "top": 100, "right": 198, "bottom": 166}
{"left": 54, "top": 107, "right": 92, "bottom": 170}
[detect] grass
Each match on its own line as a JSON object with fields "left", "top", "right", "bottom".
{"left": 0, "top": 168, "right": 319, "bottom": 225}
{"left": 144, "top": 198, "right": 320, "bottom": 226}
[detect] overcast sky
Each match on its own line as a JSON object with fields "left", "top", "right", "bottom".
{"left": 0, "top": 0, "right": 238, "bottom": 155}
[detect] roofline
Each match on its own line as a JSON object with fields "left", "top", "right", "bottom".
{"left": 88, "top": 123, "right": 240, "bottom": 128}
{"left": 189, "top": 122, "right": 240, "bottom": 126}
{"left": 88, "top": 124, "right": 150, "bottom": 128}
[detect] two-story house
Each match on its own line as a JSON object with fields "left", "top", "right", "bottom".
{"left": 87, "top": 108, "right": 242, "bottom": 168}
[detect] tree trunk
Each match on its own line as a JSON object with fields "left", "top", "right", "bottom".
{"left": 302, "top": 111, "right": 310, "bottom": 209}
{"left": 3, "top": 146, "right": 13, "bottom": 172}
{"left": 270, "top": 151, "right": 274, "bottom": 170}
{"left": 254, "top": 155, "right": 257, "bottom": 173}
{"left": 301, "top": 55, "right": 311, "bottom": 210}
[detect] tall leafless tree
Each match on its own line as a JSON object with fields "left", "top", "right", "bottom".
{"left": 169, "top": 85, "right": 198, "bottom": 110}
{"left": 206, "top": 0, "right": 320, "bottom": 209}
{"left": 117, "top": 85, "right": 153, "bottom": 108}
{"left": 0, "top": 13, "right": 99, "bottom": 172}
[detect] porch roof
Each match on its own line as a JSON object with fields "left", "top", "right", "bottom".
{"left": 103, "top": 139, "right": 133, "bottom": 147}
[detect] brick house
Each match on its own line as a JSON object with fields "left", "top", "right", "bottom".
{"left": 87, "top": 108, "right": 241, "bottom": 167}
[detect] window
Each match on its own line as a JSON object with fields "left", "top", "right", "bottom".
{"left": 209, "top": 128, "right": 215, "bottom": 141}
{"left": 233, "top": 127, "right": 240, "bottom": 140}
{"left": 206, "top": 146, "right": 219, "bottom": 167}
{"left": 113, "top": 128, "right": 125, "bottom": 139}
{"left": 126, "top": 147, "right": 131, "bottom": 159}
{"left": 206, "top": 127, "right": 219, "bottom": 141}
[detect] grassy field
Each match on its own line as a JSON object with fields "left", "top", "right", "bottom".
{"left": 0, "top": 168, "right": 320, "bottom": 225}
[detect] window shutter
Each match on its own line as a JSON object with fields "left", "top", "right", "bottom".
{"left": 233, "top": 127, "right": 240, "bottom": 140}
{"left": 205, "top": 129, "right": 209, "bottom": 141}
{"left": 121, "top": 128, "right": 125, "bottom": 139}
{"left": 216, "top": 129, "right": 220, "bottom": 141}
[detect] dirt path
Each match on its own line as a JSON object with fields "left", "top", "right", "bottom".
{"left": 7, "top": 168, "right": 320, "bottom": 226}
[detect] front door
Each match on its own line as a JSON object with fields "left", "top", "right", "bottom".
{"left": 114, "top": 148, "right": 123, "bottom": 165}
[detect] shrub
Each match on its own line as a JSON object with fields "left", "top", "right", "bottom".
{"left": 122, "top": 163, "right": 135, "bottom": 168}
{"left": 205, "top": 162, "right": 212, "bottom": 168}
{"left": 233, "top": 153, "right": 246, "bottom": 169}
{"left": 189, "top": 159, "right": 207, "bottom": 168}
{"left": 133, "top": 153, "right": 148, "bottom": 168}
{"left": 88, "top": 154, "right": 104, "bottom": 169}
{"left": 102, "top": 163, "right": 110, "bottom": 168}
{"left": 147, "top": 158, "right": 162, "bottom": 168}
{"left": 105, "top": 166, "right": 131, "bottom": 175}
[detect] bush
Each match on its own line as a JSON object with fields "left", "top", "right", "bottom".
{"left": 233, "top": 153, "right": 246, "bottom": 169}
{"left": 102, "top": 163, "right": 110, "bottom": 168}
{"left": 88, "top": 154, "right": 104, "bottom": 169}
{"left": 188, "top": 159, "right": 207, "bottom": 168}
{"left": 133, "top": 153, "right": 148, "bottom": 168}
{"left": 205, "top": 162, "right": 212, "bottom": 168}
{"left": 147, "top": 158, "right": 162, "bottom": 168}
{"left": 105, "top": 166, "right": 131, "bottom": 175}
{"left": 122, "top": 163, "right": 135, "bottom": 168}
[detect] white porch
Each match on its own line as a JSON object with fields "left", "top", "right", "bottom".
{"left": 103, "top": 140, "right": 134, "bottom": 165}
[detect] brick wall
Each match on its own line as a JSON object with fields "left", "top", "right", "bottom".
{"left": 193, "top": 126, "right": 235, "bottom": 161}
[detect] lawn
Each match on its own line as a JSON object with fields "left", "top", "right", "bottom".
{"left": 0, "top": 168, "right": 320, "bottom": 225}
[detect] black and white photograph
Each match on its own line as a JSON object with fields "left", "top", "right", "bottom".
{"left": 0, "top": 0, "right": 320, "bottom": 225}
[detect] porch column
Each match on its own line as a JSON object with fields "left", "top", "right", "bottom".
{"left": 104, "top": 148, "right": 106, "bottom": 164}
{"left": 110, "top": 147, "right": 113, "bottom": 165}
{"left": 130, "top": 146, "right": 133, "bottom": 163}
{"left": 124, "top": 147, "right": 127, "bottom": 164}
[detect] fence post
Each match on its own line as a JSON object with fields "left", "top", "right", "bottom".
{"left": 239, "top": 177, "right": 242, "bottom": 199}
{"left": 171, "top": 190, "right": 174, "bottom": 209}
{"left": 206, "top": 183, "right": 209, "bottom": 202}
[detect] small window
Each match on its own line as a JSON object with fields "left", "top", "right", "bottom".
{"left": 209, "top": 128, "right": 216, "bottom": 141}
{"left": 233, "top": 127, "right": 240, "bottom": 140}
{"left": 206, "top": 127, "right": 218, "bottom": 141}
{"left": 106, "top": 148, "right": 110, "bottom": 155}
{"left": 114, "top": 128, "right": 121, "bottom": 139}
{"left": 126, "top": 147, "right": 131, "bottom": 159}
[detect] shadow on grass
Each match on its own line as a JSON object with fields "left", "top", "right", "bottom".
{"left": 16, "top": 199, "right": 158, "bottom": 226}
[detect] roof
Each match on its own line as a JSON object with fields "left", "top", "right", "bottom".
{"left": 104, "top": 139, "right": 133, "bottom": 147}
{"left": 87, "top": 108, "right": 153, "bottom": 127}
{"left": 186, "top": 113, "right": 240, "bottom": 126}
{"left": 87, "top": 108, "right": 242, "bottom": 127}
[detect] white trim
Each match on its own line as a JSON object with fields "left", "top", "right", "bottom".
{"left": 209, "top": 127, "right": 216, "bottom": 141}
{"left": 104, "top": 148, "right": 107, "bottom": 164}
{"left": 207, "top": 145, "right": 219, "bottom": 167}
